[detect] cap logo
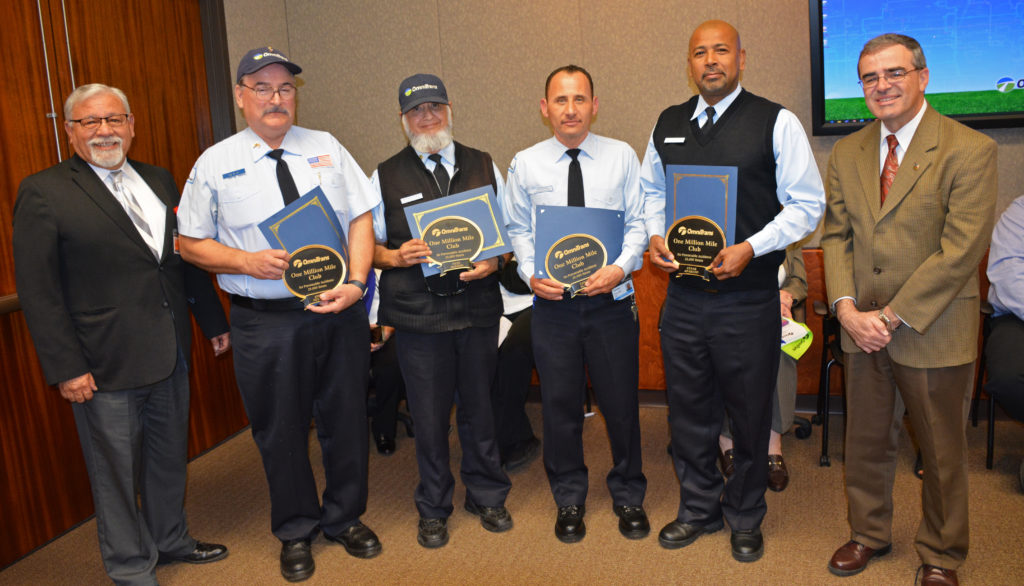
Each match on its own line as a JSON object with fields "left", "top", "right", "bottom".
{"left": 404, "top": 88, "right": 413, "bottom": 97}
{"left": 407, "top": 84, "right": 438, "bottom": 95}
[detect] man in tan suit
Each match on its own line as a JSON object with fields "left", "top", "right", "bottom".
{"left": 822, "top": 34, "right": 996, "bottom": 586}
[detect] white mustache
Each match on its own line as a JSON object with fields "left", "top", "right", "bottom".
{"left": 89, "top": 136, "right": 123, "bottom": 148}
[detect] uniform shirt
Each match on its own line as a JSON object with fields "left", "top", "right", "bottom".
{"left": 988, "top": 195, "right": 1024, "bottom": 320}
{"left": 502, "top": 132, "right": 647, "bottom": 283}
{"left": 640, "top": 84, "right": 824, "bottom": 257}
{"left": 178, "top": 126, "right": 379, "bottom": 298}
{"left": 368, "top": 141, "right": 506, "bottom": 242}
{"left": 89, "top": 160, "right": 167, "bottom": 257}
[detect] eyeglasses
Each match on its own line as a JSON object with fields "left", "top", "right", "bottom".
{"left": 407, "top": 102, "right": 445, "bottom": 117}
{"left": 239, "top": 83, "right": 297, "bottom": 101}
{"left": 858, "top": 68, "right": 920, "bottom": 89}
{"left": 68, "top": 114, "right": 130, "bottom": 130}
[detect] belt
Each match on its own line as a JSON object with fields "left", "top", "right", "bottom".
{"left": 230, "top": 294, "right": 304, "bottom": 312}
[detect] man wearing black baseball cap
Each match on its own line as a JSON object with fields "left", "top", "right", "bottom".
{"left": 178, "top": 47, "right": 382, "bottom": 581}
{"left": 370, "top": 73, "right": 513, "bottom": 548}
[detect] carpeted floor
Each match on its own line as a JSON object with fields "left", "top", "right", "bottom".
{"left": 3, "top": 403, "right": 1023, "bottom": 585}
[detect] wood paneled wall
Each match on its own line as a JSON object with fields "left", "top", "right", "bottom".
{"left": 1, "top": 0, "right": 247, "bottom": 568}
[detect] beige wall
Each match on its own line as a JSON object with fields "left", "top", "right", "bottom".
{"left": 223, "top": 0, "right": 1024, "bottom": 231}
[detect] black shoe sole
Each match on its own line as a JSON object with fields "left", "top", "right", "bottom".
{"left": 555, "top": 527, "right": 586, "bottom": 544}
{"left": 827, "top": 544, "right": 892, "bottom": 577}
{"left": 658, "top": 520, "right": 724, "bottom": 550}
{"left": 417, "top": 533, "right": 449, "bottom": 549}
{"left": 732, "top": 545, "right": 764, "bottom": 563}
{"left": 282, "top": 566, "right": 314, "bottom": 583}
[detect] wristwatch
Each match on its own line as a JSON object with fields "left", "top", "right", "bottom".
{"left": 348, "top": 279, "right": 367, "bottom": 299}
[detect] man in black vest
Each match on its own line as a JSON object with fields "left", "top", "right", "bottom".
{"left": 371, "top": 74, "right": 512, "bottom": 549}
{"left": 640, "top": 21, "right": 825, "bottom": 562}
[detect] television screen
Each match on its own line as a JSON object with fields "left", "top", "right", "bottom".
{"left": 809, "top": 0, "right": 1024, "bottom": 135}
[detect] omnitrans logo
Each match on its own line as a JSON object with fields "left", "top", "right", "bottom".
{"left": 404, "top": 83, "right": 438, "bottom": 97}
{"left": 677, "top": 225, "right": 714, "bottom": 237}
{"left": 996, "top": 77, "right": 1024, "bottom": 93}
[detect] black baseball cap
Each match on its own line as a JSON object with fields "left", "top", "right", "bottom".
{"left": 236, "top": 47, "right": 302, "bottom": 83}
{"left": 398, "top": 74, "right": 449, "bottom": 113}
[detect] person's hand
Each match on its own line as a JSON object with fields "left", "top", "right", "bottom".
{"left": 835, "top": 299, "right": 891, "bottom": 353}
{"left": 461, "top": 257, "right": 499, "bottom": 281}
{"left": 391, "top": 239, "right": 432, "bottom": 268}
{"left": 648, "top": 235, "right": 679, "bottom": 273}
{"left": 709, "top": 242, "right": 754, "bottom": 280}
{"left": 582, "top": 264, "right": 625, "bottom": 296}
{"left": 307, "top": 283, "right": 362, "bottom": 314}
{"left": 780, "top": 290, "right": 794, "bottom": 320}
{"left": 210, "top": 332, "right": 231, "bottom": 356}
{"left": 370, "top": 325, "right": 394, "bottom": 352}
{"left": 242, "top": 249, "right": 290, "bottom": 280}
{"left": 530, "top": 276, "right": 566, "bottom": 301}
{"left": 58, "top": 372, "right": 97, "bottom": 403}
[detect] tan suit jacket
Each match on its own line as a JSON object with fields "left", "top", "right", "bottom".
{"left": 821, "top": 105, "right": 996, "bottom": 368}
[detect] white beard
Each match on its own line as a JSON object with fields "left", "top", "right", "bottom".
{"left": 87, "top": 137, "right": 125, "bottom": 168}
{"left": 403, "top": 115, "right": 454, "bottom": 154}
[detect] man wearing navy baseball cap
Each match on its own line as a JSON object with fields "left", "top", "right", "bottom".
{"left": 370, "top": 73, "right": 513, "bottom": 548}
{"left": 178, "top": 47, "right": 382, "bottom": 581}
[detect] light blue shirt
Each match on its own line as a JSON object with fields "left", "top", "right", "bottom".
{"left": 369, "top": 141, "right": 506, "bottom": 242}
{"left": 178, "top": 126, "right": 380, "bottom": 298}
{"left": 988, "top": 195, "right": 1024, "bottom": 320}
{"left": 502, "top": 132, "right": 647, "bottom": 283}
{"left": 640, "top": 84, "right": 825, "bottom": 257}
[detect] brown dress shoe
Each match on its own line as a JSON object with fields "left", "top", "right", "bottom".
{"left": 767, "top": 455, "right": 789, "bottom": 492}
{"left": 827, "top": 540, "right": 891, "bottom": 576}
{"left": 719, "top": 449, "right": 735, "bottom": 478}
{"left": 920, "top": 565, "right": 959, "bottom": 586}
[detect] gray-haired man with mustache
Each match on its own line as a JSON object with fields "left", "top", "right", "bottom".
{"left": 178, "top": 47, "right": 382, "bottom": 582}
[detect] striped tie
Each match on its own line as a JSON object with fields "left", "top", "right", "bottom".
{"left": 880, "top": 135, "right": 899, "bottom": 205}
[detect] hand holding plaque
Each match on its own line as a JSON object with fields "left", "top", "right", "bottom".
{"left": 664, "top": 165, "right": 737, "bottom": 282}
{"left": 534, "top": 205, "right": 624, "bottom": 298}
{"left": 420, "top": 216, "right": 484, "bottom": 275}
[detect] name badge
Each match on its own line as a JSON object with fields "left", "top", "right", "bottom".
{"left": 664, "top": 137, "right": 686, "bottom": 144}
{"left": 612, "top": 277, "right": 634, "bottom": 301}
{"left": 401, "top": 193, "right": 424, "bottom": 204}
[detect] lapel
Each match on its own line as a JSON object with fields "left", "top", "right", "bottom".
{"left": 854, "top": 121, "right": 883, "bottom": 223}
{"left": 878, "top": 106, "right": 939, "bottom": 221}
{"left": 133, "top": 160, "right": 178, "bottom": 263}
{"left": 68, "top": 154, "right": 160, "bottom": 263}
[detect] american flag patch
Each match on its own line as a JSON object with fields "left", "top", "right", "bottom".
{"left": 307, "top": 154, "right": 333, "bottom": 168}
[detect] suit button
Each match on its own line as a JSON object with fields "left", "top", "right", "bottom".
{"left": 873, "top": 267, "right": 882, "bottom": 274}
{"left": 162, "top": 301, "right": 170, "bottom": 308}
{"left": 870, "top": 301, "right": 878, "bottom": 308}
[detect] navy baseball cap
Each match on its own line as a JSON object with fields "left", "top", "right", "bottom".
{"left": 398, "top": 74, "right": 449, "bottom": 113}
{"left": 236, "top": 47, "right": 302, "bottom": 83}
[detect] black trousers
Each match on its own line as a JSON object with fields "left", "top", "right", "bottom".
{"left": 985, "top": 314, "right": 1024, "bottom": 422}
{"left": 532, "top": 294, "right": 646, "bottom": 508}
{"left": 231, "top": 302, "right": 370, "bottom": 541}
{"left": 394, "top": 325, "right": 511, "bottom": 518}
{"left": 369, "top": 337, "right": 405, "bottom": 438}
{"left": 491, "top": 307, "right": 537, "bottom": 458}
{"left": 660, "top": 285, "right": 779, "bottom": 531}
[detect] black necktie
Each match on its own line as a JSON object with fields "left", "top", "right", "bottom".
{"left": 566, "top": 148, "right": 584, "bottom": 207}
{"left": 429, "top": 153, "right": 450, "bottom": 196}
{"left": 267, "top": 149, "right": 300, "bottom": 205}
{"left": 701, "top": 106, "right": 716, "bottom": 133}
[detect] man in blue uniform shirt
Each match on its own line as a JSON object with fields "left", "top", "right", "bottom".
{"left": 370, "top": 73, "right": 513, "bottom": 549}
{"left": 641, "top": 21, "right": 824, "bottom": 562}
{"left": 177, "top": 47, "right": 381, "bottom": 582}
{"left": 503, "top": 65, "right": 649, "bottom": 544}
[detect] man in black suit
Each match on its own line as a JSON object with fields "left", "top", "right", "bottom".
{"left": 12, "top": 83, "right": 230, "bottom": 585}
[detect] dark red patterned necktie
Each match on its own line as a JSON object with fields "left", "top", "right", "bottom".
{"left": 880, "top": 134, "right": 899, "bottom": 205}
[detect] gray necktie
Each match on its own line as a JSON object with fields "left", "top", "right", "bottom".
{"left": 109, "top": 170, "right": 157, "bottom": 257}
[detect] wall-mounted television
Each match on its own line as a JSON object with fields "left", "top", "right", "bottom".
{"left": 809, "top": 0, "right": 1024, "bottom": 135}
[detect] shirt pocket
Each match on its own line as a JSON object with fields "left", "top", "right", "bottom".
{"left": 583, "top": 187, "right": 620, "bottom": 209}
{"left": 218, "top": 176, "right": 272, "bottom": 229}
{"left": 527, "top": 185, "right": 558, "bottom": 206}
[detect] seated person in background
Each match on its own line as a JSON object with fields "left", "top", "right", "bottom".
{"left": 718, "top": 244, "right": 807, "bottom": 492}
{"left": 985, "top": 194, "right": 1024, "bottom": 489}
{"left": 366, "top": 270, "right": 411, "bottom": 455}
{"left": 491, "top": 255, "right": 542, "bottom": 472}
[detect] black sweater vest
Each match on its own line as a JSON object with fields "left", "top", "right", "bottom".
{"left": 653, "top": 89, "right": 784, "bottom": 292}
{"left": 376, "top": 143, "right": 502, "bottom": 333}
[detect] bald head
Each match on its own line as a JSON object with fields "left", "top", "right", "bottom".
{"left": 687, "top": 20, "right": 745, "bottom": 105}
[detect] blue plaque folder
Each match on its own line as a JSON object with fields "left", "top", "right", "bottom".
{"left": 534, "top": 205, "right": 624, "bottom": 284}
{"left": 664, "top": 164, "right": 738, "bottom": 244}
{"left": 404, "top": 185, "right": 512, "bottom": 277}
{"left": 258, "top": 186, "right": 349, "bottom": 263}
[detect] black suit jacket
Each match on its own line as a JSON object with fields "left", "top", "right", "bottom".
{"left": 12, "top": 154, "right": 227, "bottom": 390}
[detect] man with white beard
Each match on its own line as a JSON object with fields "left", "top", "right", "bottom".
{"left": 370, "top": 74, "right": 513, "bottom": 549}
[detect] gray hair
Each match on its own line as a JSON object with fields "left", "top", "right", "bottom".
{"left": 859, "top": 33, "right": 927, "bottom": 72}
{"left": 63, "top": 84, "right": 131, "bottom": 121}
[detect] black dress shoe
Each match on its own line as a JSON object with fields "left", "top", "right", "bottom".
{"left": 554, "top": 505, "right": 586, "bottom": 543}
{"left": 158, "top": 541, "right": 228, "bottom": 565}
{"left": 373, "top": 433, "right": 396, "bottom": 455}
{"left": 280, "top": 539, "right": 314, "bottom": 582}
{"left": 613, "top": 505, "right": 650, "bottom": 539}
{"left": 767, "top": 455, "right": 789, "bottom": 492}
{"left": 504, "top": 436, "right": 541, "bottom": 472}
{"left": 731, "top": 528, "right": 764, "bottom": 563}
{"left": 658, "top": 519, "right": 723, "bottom": 549}
{"left": 325, "top": 522, "right": 382, "bottom": 559}
{"left": 417, "top": 517, "right": 449, "bottom": 549}
{"left": 465, "top": 499, "right": 513, "bottom": 532}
